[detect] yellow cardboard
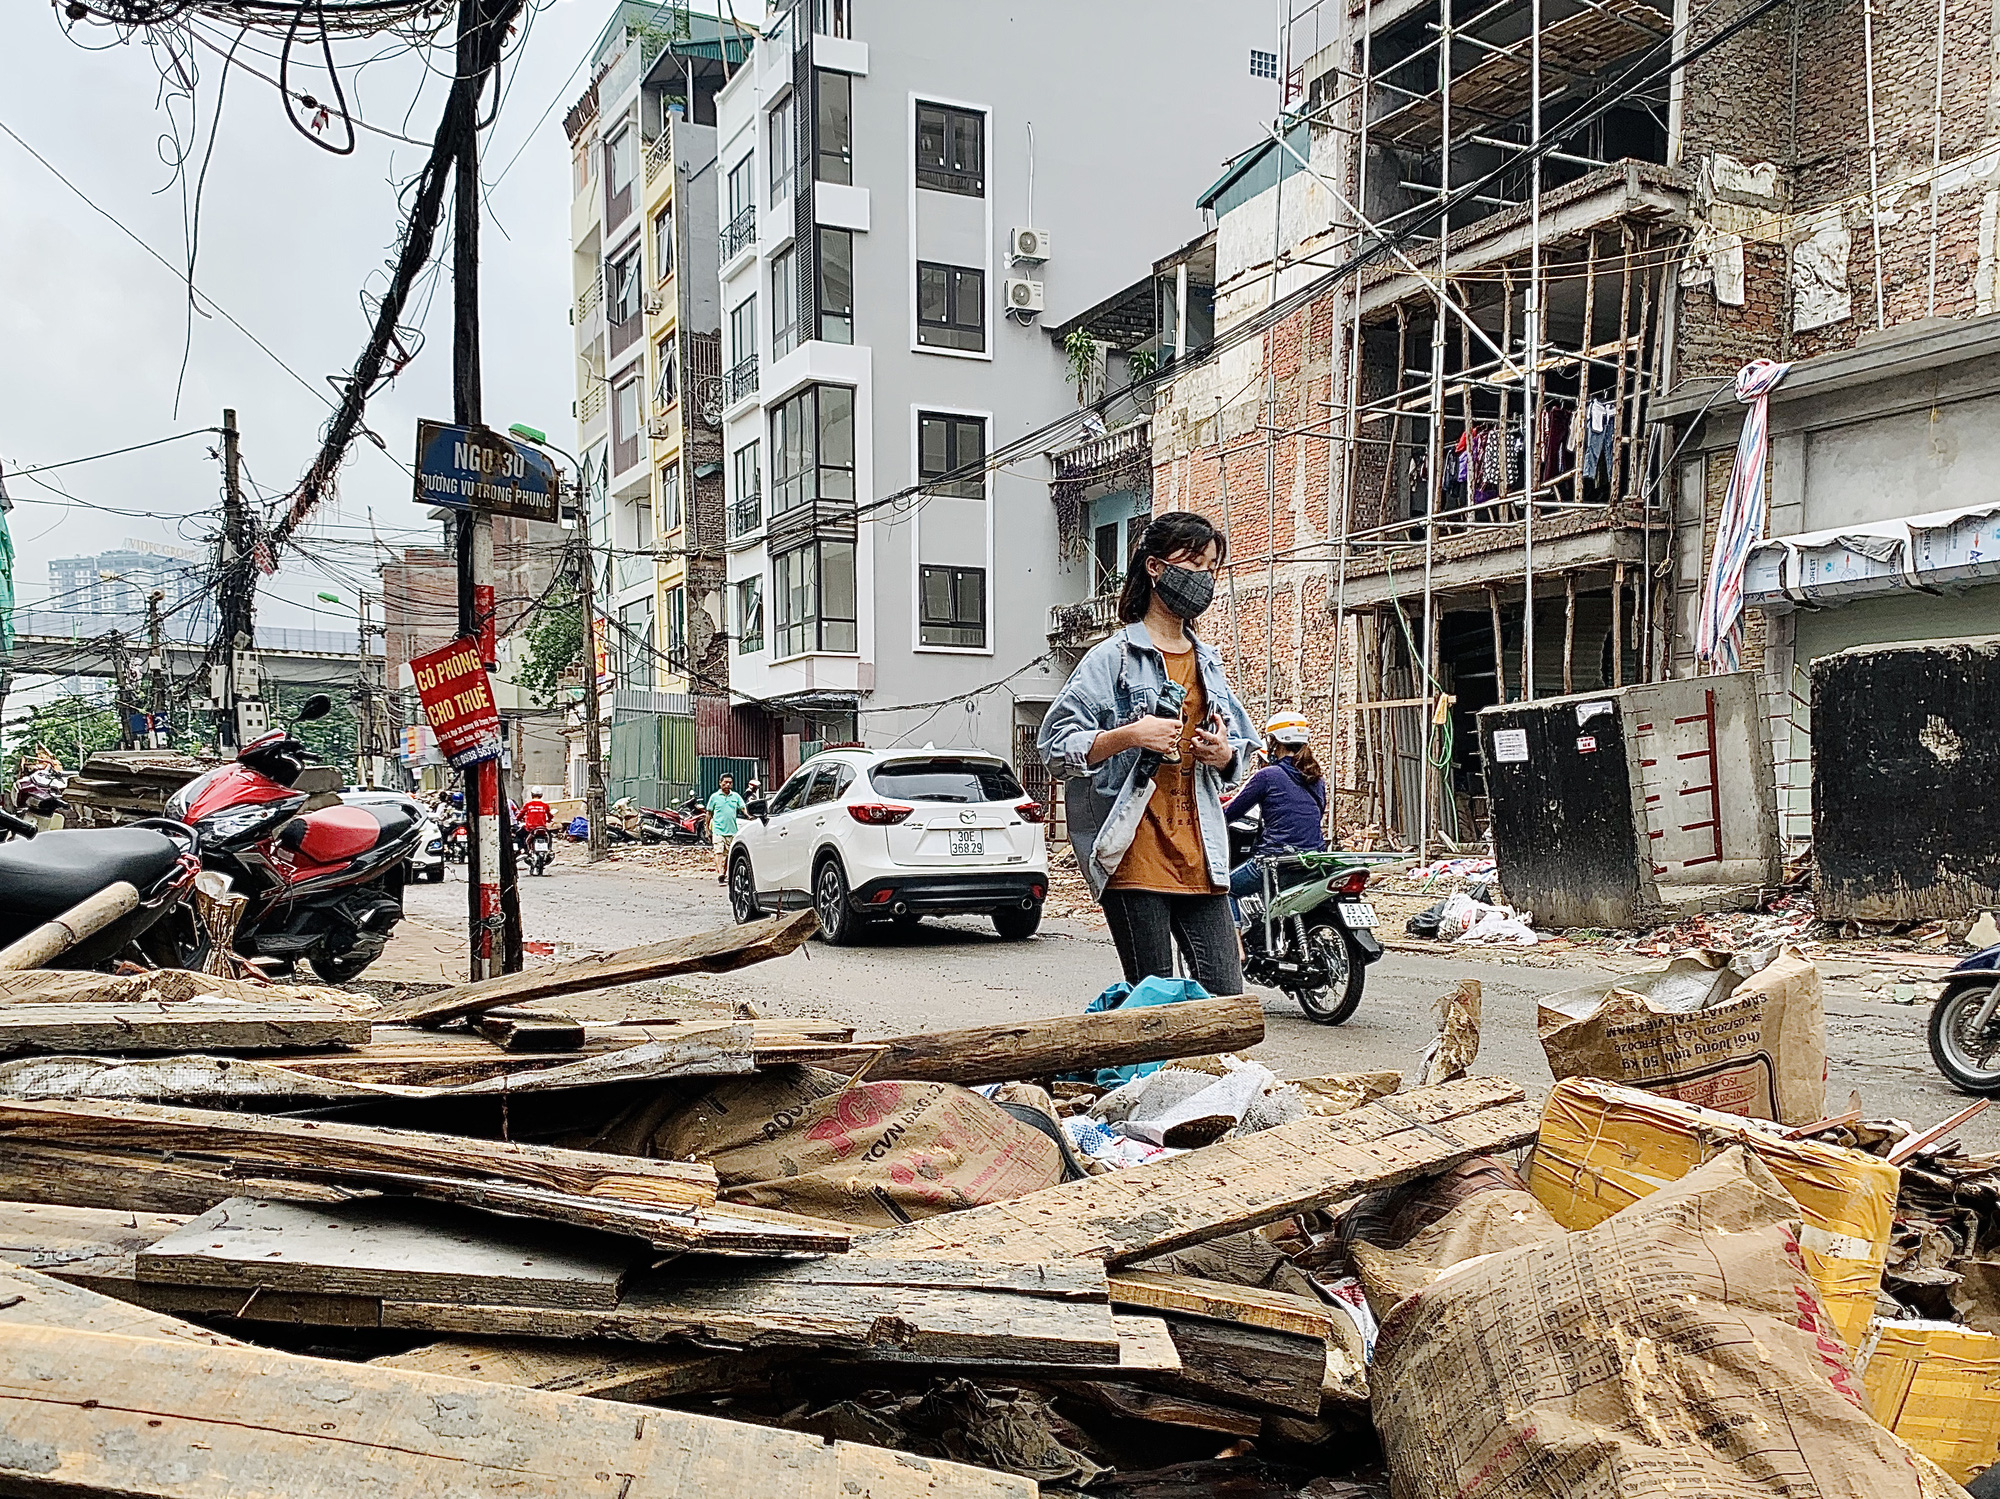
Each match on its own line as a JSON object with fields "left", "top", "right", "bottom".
{"left": 1863, "top": 1319, "right": 2000, "bottom": 1484}
{"left": 1525, "top": 1077, "right": 1899, "bottom": 1349}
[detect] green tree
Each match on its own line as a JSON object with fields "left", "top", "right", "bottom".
{"left": 516, "top": 576, "right": 584, "bottom": 708}
{"left": 267, "top": 684, "right": 358, "bottom": 772}
{"left": 3, "top": 693, "right": 123, "bottom": 769}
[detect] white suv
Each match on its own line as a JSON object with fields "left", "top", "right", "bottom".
{"left": 726, "top": 746, "right": 1049, "bottom": 944}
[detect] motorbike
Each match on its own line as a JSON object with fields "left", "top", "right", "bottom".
{"left": 659, "top": 794, "right": 707, "bottom": 845}
{"left": 606, "top": 798, "right": 667, "bottom": 845}
{"left": 1927, "top": 941, "right": 2000, "bottom": 1093}
{"left": 522, "top": 826, "right": 554, "bottom": 876}
{"left": 0, "top": 806, "right": 203, "bottom": 969}
{"left": 440, "top": 809, "right": 470, "bottom": 864}
{"left": 163, "top": 695, "right": 424, "bottom": 983}
{"left": 1234, "top": 849, "right": 1384, "bottom": 1023}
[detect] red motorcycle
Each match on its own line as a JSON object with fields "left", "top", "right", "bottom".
{"left": 164, "top": 695, "right": 423, "bottom": 982}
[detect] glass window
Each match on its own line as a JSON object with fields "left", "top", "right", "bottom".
{"left": 1093, "top": 520, "right": 1121, "bottom": 593}
{"left": 821, "top": 538, "right": 856, "bottom": 652}
{"left": 772, "top": 539, "right": 856, "bottom": 656}
{"left": 610, "top": 250, "right": 642, "bottom": 324}
{"left": 612, "top": 377, "right": 643, "bottom": 445}
{"left": 663, "top": 584, "right": 686, "bottom": 664}
{"left": 736, "top": 576, "right": 764, "bottom": 653}
{"left": 869, "top": 758, "right": 1024, "bottom": 803}
{"left": 816, "top": 71, "right": 852, "bottom": 185}
{"left": 729, "top": 297, "right": 758, "bottom": 368}
{"left": 769, "top": 94, "right": 797, "bottom": 206}
{"left": 916, "top": 262, "right": 984, "bottom": 351}
{"left": 733, "top": 441, "right": 762, "bottom": 503}
{"left": 659, "top": 463, "right": 682, "bottom": 532}
{"left": 726, "top": 155, "right": 755, "bottom": 220}
{"left": 769, "top": 385, "right": 856, "bottom": 514}
{"left": 919, "top": 565, "right": 986, "bottom": 648}
{"left": 1249, "top": 48, "right": 1279, "bottom": 79}
{"left": 768, "top": 765, "right": 814, "bottom": 815}
{"left": 573, "top": 147, "right": 592, "bottom": 197}
{"left": 918, "top": 412, "right": 984, "bottom": 498}
{"left": 915, "top": 102, "right": 983, "bottom": 195}
{"left": 634, "top": 499, "right": 654, "bottom": 551}
{"left": 803, "top": 763, "right": 844, "bottom": 806}
{"left": 771, "top": 246, "right": 799, "bottom": 359}
{"left": 772, "top": 542, "right": 815, "bottom": 657}
{"left": 618, "top": 597, "right": 653, "bottom": 688}
{"left": 654, "top": 336, "right": 678, "bottom": 407}
{"left": 609, "top": 127, "right": 637, "bottom": 194}
{"left": 819, "top": 228, "right": 853, "bottom": 345}
{"left": 652, "top": 206, "right": 674, "bottom": 282}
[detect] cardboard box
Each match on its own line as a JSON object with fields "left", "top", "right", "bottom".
{"left": 1862, "top": 1318, "right": 2000, "bottom": 1484}
{"left": 1525, "top": 1077, "right": 1899, "bottom": 1349}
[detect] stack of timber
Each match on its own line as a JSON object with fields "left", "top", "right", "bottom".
{"left": 60, "top": 749, "right": 209, "bottom": 825}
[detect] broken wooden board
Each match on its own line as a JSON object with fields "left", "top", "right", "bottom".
{"left": 0, "top": 966, "right": 373, "bottom": 1013}
{"left": 0, "top": 1321, "right": 1034, "bottom": 1499}
{"left": 855, "top": 1076, "right": 1539, "bottom": 1265}
{"left": 851, "top": 993, "right": 1266, "bottom": 1086}
{"left": 370, "top": 1338, "right": 790, "bottom": 1402}
{"left": 479, "top": 1010, "right": 586, "bottom": 1051}
{"left": 1109, "top": 1269, "right": 1369, "bottom": 1404}
{"left": 0, "top": 1003, "right": 368, "bottom": 1056}
{"left": 1153, "top": 1316, "right": 1328, "bottom": 1417}
{"left": 135, "top": 1197, "right": 639, "bottom": 1310}
{"left": 0, "top": 1259, "right": 237, "bottom": 1347}
{"left": 377, "top": 910, "right": 819, "bottom": 1027}
{"left": 1054, "top": 1379, "right": 1263, "bottom": 1437}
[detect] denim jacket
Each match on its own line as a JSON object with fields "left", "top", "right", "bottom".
{"left": 1037, "top": 623, "right": 1259, "bottom": 897}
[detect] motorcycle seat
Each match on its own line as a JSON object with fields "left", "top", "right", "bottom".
{"left": 351, "top": 798, "right": 419, "bottom": 846}
{"left": 0, "top": 828, "right": 184, "bottom": 923}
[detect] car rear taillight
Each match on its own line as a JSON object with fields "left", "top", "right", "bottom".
{"left": 1015, "top": 800, "right": 1045, "bottom": 823}
{"left": 1337, "top": 869, "right": 1370, "bottom": 895}
{"left": 847, "top": 803, "right": 914, "bottom": 826}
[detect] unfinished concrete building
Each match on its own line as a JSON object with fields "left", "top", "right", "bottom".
{"left": 1144, "top": 0, "right": 2000, "bottom": 857}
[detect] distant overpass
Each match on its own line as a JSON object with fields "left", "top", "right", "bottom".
{"left": 3, "top": 610, "right": 383, "bottom": 693}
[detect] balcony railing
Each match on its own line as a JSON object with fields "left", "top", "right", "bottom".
{"left": 573, "top": 271, "right": 604, "bottom": 325}
{"left": 645, "top": 129, "right": 672, "bottom": 186}
{"left": 722, "top": 204, "right": 757, "bottom": 262}
{"left": 725, "top": 356, "right": 759, "bottom": 407}
{"left": 1052, "top": 417, "right": 1151, "bottom": 482}
{"left": 730, "top": 494, "right": 763, "bottom": 539}
{"left": 1048, "top": 593, "right": 1121, "bottom": 647}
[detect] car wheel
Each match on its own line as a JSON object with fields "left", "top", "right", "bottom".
{"left": 992, "top": 904, "right": 1043, "bottom": 940}
{"left": 728, "top": 850, "right": 762, "bottom": 924}
{"left": 813, "top": 856, "right": 862, "bottom": 945}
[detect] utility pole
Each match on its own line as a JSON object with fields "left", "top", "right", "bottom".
{"left": 354, "top": 593, "right": 373, "bottom": 786}
{"left": 145, "top": 590, "right": 166, "bottom": 749}
{"left": 451, "top": 0, "right": 523, "bottom": 978}
{"left": 217, "top": 409, "right": 251, "bottom": 750}
{"left": 107, "top": 632, "right": 135, "bottom": 749}
{"left": 575, "top": 502, "right": 607, "bottom": 862}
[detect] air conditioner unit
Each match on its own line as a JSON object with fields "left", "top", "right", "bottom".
{"left": 1011, "top": 226, "right": 1051, "bottom": 263}
{"left": 1004, "top": 277, "right": 1045, "bottom": 315}
{"left": 643, "top": 292, "right": 665, "bottom": 315}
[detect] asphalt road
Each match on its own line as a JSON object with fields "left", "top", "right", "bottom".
{"left": 401, "top": 850, "right": 2000, "bottom": 1149}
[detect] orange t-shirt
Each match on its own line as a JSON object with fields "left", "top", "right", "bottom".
{"left": 1107, "top": 645, "right": 1218, "bottom": 894}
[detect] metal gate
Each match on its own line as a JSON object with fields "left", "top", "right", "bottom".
{"left": 608, "top": 707, "right": 696, "bottom": 809}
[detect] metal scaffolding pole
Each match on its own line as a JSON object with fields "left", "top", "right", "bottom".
{"left": 1523, "top": 0, "right": 1543, "bottom": 703}
{"left": 1419, "top": 0, "right": 1454, "bottom": 862}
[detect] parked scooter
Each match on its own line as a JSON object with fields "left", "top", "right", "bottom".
{"left": 1234, "top": 848, "right": 1385, "bottom": 1024}
{"left": 659, "top": 793, "right": 707, "bottom": 845}
{"left": 1927, "top": 941, "right": 2000, "bottom": 1093}
{"left": 163, "top": 695, "right": 423, "bottom": 983}
{"left": 0, "top": 806, "right": 203, "bottom": 968}
{"left": 606, "top": 797, "right": 667, "bottom": 845}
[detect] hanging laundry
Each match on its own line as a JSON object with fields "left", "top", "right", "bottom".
{"left": 1539, "top": 404, "right": 1572, "bottom": 483}
{"left": 1584, "top": 397, "right": 1617, "bottom": 486}
{"left": 1506, "top": 420, "right": 1527, "bottom": 491}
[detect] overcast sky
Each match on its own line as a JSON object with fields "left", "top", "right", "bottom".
{"left": 0, "top": 0, "right": 632, "bottom": 635}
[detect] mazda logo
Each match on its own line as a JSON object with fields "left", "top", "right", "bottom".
{"left": 959, "top": 811, "right": 975, "bottom": 824}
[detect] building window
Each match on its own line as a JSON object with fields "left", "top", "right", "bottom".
{"left": 662, "top": 584, "right": 687, "bottom": 666}
{"left": 916, "top": 102, "right": 982, "bottom": 196}
{"left": 736, "top": 576, "right": 764, "bottom": 653}
{"left": 769, "top": 384, "right": 855, "bottom": 515}
{"left": 659, "top": 462, "right": 682, "bottom": 533}
{"left": 771, "top": 246, "right": 799, "bottom": 360}
{"left": 634, "top": 498, "right": 654, "bottom": 552}
{"left": 812, "top": 0, "right": 849, "bottom": 37}
{"left": 918, "top": 412, "right": 985, "bottom": 498}
{"left": 1094, "top": 520, "right": 1122, "bottom": 594}
{"left": 727, "top": 297, "right": 758, "bottom": 402}
{"left": 724, "top": 155, "right": 756, "bottom": 258}
{"left": 917, "top": 262, "right": 983, "bottom": 351}
{"left": 573, "top": 146, "right": 593, "bottom": 197}
{"left": 819, "top": 228, "right": 853, "bottom": 345}
{"left": 654, "top": 336, "right": 678, "bottom": 408}
{"left": 919, "top": 565, "right": 986, "bottom": 648}
{"left": 1250, "top": 48, "right": 1278, "bottom": 79}
{"left": 769, "top": 93, "right": 797, "bottom": 206}
{"left": 609, "top": 127, "right": 637, "bottom": 196}
{"left": 612, "top": 375, "right": 643, "bottom": 473}
{"left": 817, "top": 71, "right": 852, "bottom": 185}
{"left": 773, "top": 539, "right": 857, "bottom": 657}
{"left": 610, "top": 248, "right": 642, "bottom": 325}
{"left": 618, "top": 597, "right": 654, "bottom": 688}
{"left": 651, "top": 206, "right": 674, "bottom": 283}
{"left": 731, "top": 441, "right": 763, "bottom": 536}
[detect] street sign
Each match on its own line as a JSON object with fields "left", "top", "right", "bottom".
{"left": 414, "top": 420, "right": 561, "bottom": 523}
{"left": 410, "top": 635, "right": 503, "bottom": 768}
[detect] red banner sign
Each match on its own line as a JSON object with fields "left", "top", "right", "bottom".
{"left": 411, "top": 636, "right": 502, "bottom": 768}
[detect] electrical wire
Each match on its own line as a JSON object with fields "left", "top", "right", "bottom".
{"left": 1, "top": 430, "right": 219, "bottom": 478}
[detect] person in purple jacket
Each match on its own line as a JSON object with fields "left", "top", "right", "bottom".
{"left": 1226, "top": 710, "right": 1328, "bottom": 906}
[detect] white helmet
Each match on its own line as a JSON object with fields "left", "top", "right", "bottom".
{"left": 529, "top": 787, "right": 544, "bottom": 799}
{"left": 1263, "top": 709, "right": 1312, "bottom": 747}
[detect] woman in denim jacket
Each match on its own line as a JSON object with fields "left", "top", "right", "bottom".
{"left": 1037, "top": 512, "right": 1258, "bottom": 995}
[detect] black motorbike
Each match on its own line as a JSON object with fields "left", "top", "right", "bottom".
{"left": 0, "top": 807, "right": 204, "bottom": 969}
{"left": 1927, "top": 941, "right": 2000, "bottom": 1093}
{"left": 522, "top": 827, "right": 554, "bottom": 876}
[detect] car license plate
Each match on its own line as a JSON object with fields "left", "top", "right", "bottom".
{"left": 949, "top": 829, "right": 984, "bottom": 857}
{"left": 1341, "top": 900, "right": 1378, "bottom": 928}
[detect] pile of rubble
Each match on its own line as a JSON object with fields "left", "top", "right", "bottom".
{"left": 0, "top": 914, "right": 1993, "bottom": 1496}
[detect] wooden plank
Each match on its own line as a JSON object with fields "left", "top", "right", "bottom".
{"left": 1154, "top": 1316, "right": 1327, "bottom": 1417}
{"left": 371, "top": 1338, "right": 788, "bottom": 1401}
{"left": 0, "top": 1096, "right": 718, "bottom": 1210}
{"left": 0, "top": 1260, "right": 237, "bottom": 1347}
{"left": 0, "top": 1004, "right": 368, "bottom": 1055}
{"left": 0, "top": 967, "right": 369, "bottom": 1011}
{"left": 855, "top": 1076, "right": 1539, "bottom": 1265}
{"left": 1054, "top": 1380, "right": 1262, "bottom": 1437}
{"left": 377, "top": 910, "right": 819, "bottom": 1027}
{"left": 479, "top": 1012, "right": 586, "bottom": 1051}
{"left": 135, "top": 1198, "right": 638, "bottom": 1310}
{"left": 852, "top": 994, "right": 1266, "bottom": 1086}
{"left": 0, "top": 1322, "right": 1035, "bottom": 1499}
{"left": 1107, "top": 1270, "right": 1345, "bottom": 1343}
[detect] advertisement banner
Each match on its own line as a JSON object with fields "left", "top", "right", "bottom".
{"left": 410, "top": 636, "right": 502, "bottom": 769}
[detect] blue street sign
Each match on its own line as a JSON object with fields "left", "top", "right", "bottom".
{"left": 414, "top": 420, "right": 561, "bottom": 523}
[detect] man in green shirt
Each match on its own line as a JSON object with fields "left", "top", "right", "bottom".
{"left": 705, "top": 774, "right": 748, "bottom": 882}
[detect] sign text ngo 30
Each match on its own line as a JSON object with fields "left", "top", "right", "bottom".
{"left": 411, "top": 637, "right": 503, "bottom": 768}
{"left": 414, "top": 420, "right": 561, "bottom": 523}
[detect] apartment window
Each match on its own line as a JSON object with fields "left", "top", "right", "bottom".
{"left": 1249, "top": 49, "right": 1279, "bottom": 79}
{"left": 612, "top": 375, "right": 643, "bottom": 470}
{"left": 610, "top": 249, "right": 642, "bottom": 325}
{"left": 651, "top": 206, "right": 674, "bottom": 283}
{"left": 736, "top": 576, "right": 764, "bottom": 653}
{"left": 731, "top": 441, "right": 763, "bottom": 536}
{"left": 771, "top": 246, "right": 799, "bottom": 360}
{"left": 609, "top": 127, "right": 637, "bottom": 196}
{"left": 729, "top": 297, "right": 758, "bottom": 368}
{"left": 769, "top": 384, "right": 855, "bottom": 514}
{"left": 819, "top": 228, "right": 853, "bottom": 345}
{"left": 773, "top": 539, "right": 857, "bottom": 657}
{"left": 663, "top": 584, "right": 687, "bottom": 666}
{"left": 916, "top": 102, "right": 982, "bottom": 196}
{"left": 618, "top": 597, "right": 654, "bottom": 688}
{"left": 572, "top": 146, "right": 592, "bottom": 197}
{"left": 727, "top": 155, "right": 754, "bottom": 220}
{"left": 917, "top": 263, "right": 983, "bottom": 351}
{"left": 635, "top": 498, "right": 654, "bottom": 552}
{"left": 769, "top": 93, "right": 797, "bottom": 206}
{"left": 658, "top": 462, "right": 683, "bottom": 533}
{"left": 920, "top": 565, "right": 986, "bottom": 649}
{"left": 812, "top": 0, "right": 849, "bottom": 37}
{"left": 654, "top": 336, "right": 678, "bottom": 407}
{"left": 918, "top": 412, "right": 985, "bottom": 498}
{"left": 816, "top": 71, "right": 852, "bottom": 185}
{"left": 724, "top": 155, "right": 756, "bottom": 259}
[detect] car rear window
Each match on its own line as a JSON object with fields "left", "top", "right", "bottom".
{"left": 869, "top": 759, "right": 1024, "bottom": 804}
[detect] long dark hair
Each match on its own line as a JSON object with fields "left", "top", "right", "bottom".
{"left": 1273, "top": 740, "right": 1324, "bottom": 786}
{"left": 1117, "top": 511, "right": 1229, "bottom": 624}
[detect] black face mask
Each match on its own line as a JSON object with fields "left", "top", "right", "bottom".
{"left": 1153, "top": 563, "right": 1216, "bottom": 620}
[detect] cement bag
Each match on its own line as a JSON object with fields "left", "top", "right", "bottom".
{"left": 1537, "top": 943, "right": 1824, "bottom": 1123}
{"left": 1372, "top": 1146, "right": 1939, "bottom": 1499}
{"left": 635, "top": 1065, "right": 1064, "bottom": 1227}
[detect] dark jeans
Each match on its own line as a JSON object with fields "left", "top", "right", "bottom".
{"left": 1100, "top": 889, "right": 1244, "bottom": 997}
